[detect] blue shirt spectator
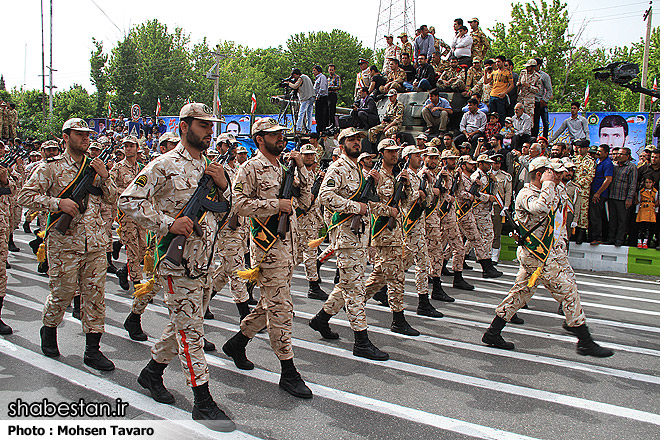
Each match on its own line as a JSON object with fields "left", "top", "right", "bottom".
{"left": 424, "top": 97, "right": 451, "bottom": 117}
{"left": 592, "top": 155, "right": 614, "bottom": 199}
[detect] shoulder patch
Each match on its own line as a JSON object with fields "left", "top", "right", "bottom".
{"left": 234, "top": 182, "right": 243, "bottom": 193}
{"left": 326, "top": 178, "right": 335, "bottom": 188}
{"left": 134, "top": 175, "right": 148, "bottom": 187}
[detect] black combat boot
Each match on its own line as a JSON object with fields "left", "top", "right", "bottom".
{"left": 112, "top": 240, "right": 123, "bottom": 260}
{"left": 205, "top": 290, "right": 217, "bottom": 320}
{"left": 0, "top": 297, "right": 13, "bottom": 335}
{"left": 509, "top": 313, "right": 524, "bottom": 325}
{"left": 309, "top": 309, "right": 339, "bottom": 339}
{"left": 222, "top": 331, "right": 254, "bottom": 370}
{"left": 124, "top": 312, "right": 148, "bottom": 341}
{"left": 372, "top": 285, "right": 389, "bottom": 307}
{"left": 279, "top": 358, "right": 312, "bottom": 399}
{"left": 482, "top": 316, "right": 514, "bottom": 349}
{"left": 37, "top": 260, "right": 48, "bottom": 274}
{"left": 453, "top": 271, "right": 474, "bottom": 290}
{"left": 203, "top": 338, "right": 216, "bottom": 352}
{"left": 83, "top": 333, "right": 115, "bottom": 371}
{"left": 40, "top": 325, "right": 60, "bottom": 357}
{"left": 72, "top": 295, "right": 81, "bottom": 320}
{"left": 316, "top": 259, "right": 323, "bottom": 283}
{"left": 8, "top": 234, "right": 19, "bottom": 252}
{"left": 191, "top": 382, "right": 236, "bottom": 432}
{"left": 333, "top": 267, "right": 340, "bottom": 284}
{"left": 564, "top": 324, "right": 614, "bottom": 358}
{"left": 557, "top": 303, "right": 564, "bottom": 316}
{"left": 138, "top": 359, "right": 175, "bottom": 404}
{"left": 23, "top": 220, "right": 31, "bottom": 234}
{"left": 106, "top": 252, "right": 117, "bottom": 274}
{"left": 236, "top": 300, "right": 251, "bottom": 322}
{"left": 430, "top": 277, "right": 454, "bottom": 302}
{"left": 29, "top": 235, "right": 43, "bottom": 254}
{"left": 441, "top": 259, "right": 453, "bottom": 276}
{"left": 575, "top": 228, "right": 585, "bottom": 245}
{"left": 246, "top": 281, "right": 257, "bottom": 305}
{"left": 116, "top": 265, "right": 129, "bottom": 291}
{"left": 479, "top": 259, "right": 503, "bottom": 278}
{"left": 307, "top": 280, "right": 328, "bottom": 300}
{"left": 416, "top": 293, "right": 443, "bottom": 318}
{"left": 391, "top": 311, "right": 420, "bottom": 336}
{"left": 353, "top": 330, "right": 389, "bottom": 361}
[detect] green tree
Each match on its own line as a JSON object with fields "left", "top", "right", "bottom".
{"left": 90, "top": 38, "right": 109, "bottom": 117}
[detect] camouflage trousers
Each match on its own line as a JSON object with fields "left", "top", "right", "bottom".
{"left": 368, "top": 122, "right": 402, "bottom": 143}
{"left": 10, "top": 197, "right": 21, "bottom": 230}
{"left": 576, "top": 190, "right": 590, "bottom": 229}
{"left": 152, "top": 267, "right": 212, "bottom": 387}
{"left": 131, "top": 235, "right": 159, "bottom": 315}
{"left": 323, "top": 246, "right": 369, "bottom": 331}
{"left": 241, "top": 252, "right": 295, "bottom": 361}
{"left": 495, "top": 245, "right": 586, "bottom": 327}
{"left": 403, "top": 227, "right": 429, "bottom": 296}
{"left": 43, "top": 235, "right": 107, "bottom": 333}
{"left": 120, "top": 217, "right": 146, "bottom": 282}
{"left": 212, "top": 230, "right": 248, "bottom": 304}
{"left": 365, "top": 245, "right": 405, "bottom": 313}
{"left": 439, "top": 211, "right": 465, "bottom": 273}
{"left": 517, "top": 96, "right": 535, "bottom": 117}
{"left": 472, "top": 206, "right": 494, "bottom": 252}
{"left": 458, "top": 209, "right": 489, "bottom": 261}
{"left": 295, "top": 226, "right": 320, "bottom": 282}
{"left": 100, "top": 204, "right": 115, "bottom": 253}
{"left": 0, "top": 215, "right": 9, "bottom": 298}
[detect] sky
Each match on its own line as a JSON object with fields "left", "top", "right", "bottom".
{"left": 0, "top": 0, "right": 657, "bottom": 95}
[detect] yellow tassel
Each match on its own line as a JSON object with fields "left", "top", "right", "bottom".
{"left": 237, "top": 266, "right": 261, "bottom": 282}
{"left": 133, "top": 277, "right": 155, "bottom": 298}
{"left": 143, "top": 252, "right": 154, "bottom": 274}
{"left": 307, "top": 236, "right": 325, "bottom": 248}
{"left": 116, "top": 225, "right": 122, "bottom": 239}
{"left": 37, "top": 230, "right": 46, "bottom": 239}
{"left": 29, "top": 211, "right": 39, "bottom": 221}
{"left": 528, "top": 266, "right": 542, "bottom": 288}
{"left": 36, "top": 243, "right": 46, "bottom": 263}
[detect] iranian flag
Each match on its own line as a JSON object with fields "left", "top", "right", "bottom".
{"left": 108, "top": 101, "right": 112, "bottom": 118}
{"left": 155, "top": 97, "right": 161, "bottom": 117}
{"left": 216, "top": 94, "right": 222, "bottom": 115}
{"left": 250, "top": 93, "right": 257, "bottom": 114}
{"left": 583, "top": 81, "right": 590, "bottom": 108}
{"left": 652, "top": 78, "right": 658, "bottom": 103}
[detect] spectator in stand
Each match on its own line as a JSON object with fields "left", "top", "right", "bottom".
{"left": 412, "top": 54, "right": 436, "bottom": 91}
{"left": 464, "top": 58, "right": 483, "bottom": 97}
{"left": 454, "top": 98, "right": 487, "bottom": 150}
{"left": 505, "top": 59, "right": 519, "bottom": 117}
{"left": 487, "top": 134, "right": 508, "bottom": 171}
{"left": 550, "top": 102, "right": 588, "bottom": 144}
{"left": 461, "top": 93, "right": 488, "bottom": 113}
{"left": 500, "top": 116, "right": 514, "bottom": 148}
{"left": 421, "top": 89, "right": 453, "bottom": 136}
{"left": 397, "top": 33, "right": 413, "bottom": 60}
{"left": 437, "top": 57, "right": 467, "bottom": 92}
{"left": 382, "top": 35, "right": 401, "bottom": 76}
{"left": 414, "top": 25, "right": 435, "bottom": 62}
{"left": 368, "top": 65, "right": 387, "bottom": 97}
{"left": 288, "top": 68, "right": 315, "bottom": 133}
{"left": 383, "top": 58, "right": 406, "bottom": 93}
{"left": 589, "top": 144, "right": 614, "bottom": 245}
{"left": 484, "top": 113, "right": 501, "bottom": 140}
{"left": 468, "top": 18, "right": 490, "bottom": 61}
{"left": 327, "top": 64, "right": 342, "bottom": 128}
{"left": 430, "top": 51, "right": 449, "bottom": 78}
{"left": 400, "top": 53, "right": 416, "bottom": 91}
{"left": 354, "top": 58, "right": 371, "bottom": 101}
{"left": 350, "top": 87, "right": 379, "bottom": 130}
{"left": 532, "top": 57, "right": 553, "bottom": 138}
{"left": 550, "top": 143, "right": 566, "bottom": 159}
{"left": 453, "top": 18, "right": 464, "bottom": 35}
{"left": 313, "top": 65, "right": 329, "bottom": 134}
{"left": 451, "top": 26, "right": 473, "bottom": 67}
{"left": 516, "top": 59, "right": 541, "bottom": 117}
{"left": 637, "top": 149, "right": 660, "bottom": 248}
{"left": 510, "top": 103, "right": 532, "bottom": 151}
{"left": 429, "top": 26, "right": 451, "bottom": 58}
{"left": 636, "top": 177, "right": 658, "bottom": 248}
{"left": 607, "top": 147, "right": 638, "bottom": 246}
{"left": 486, "top": 55, "right": 513, "bottom": 124}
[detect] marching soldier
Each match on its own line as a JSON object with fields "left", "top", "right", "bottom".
{"left": 489, "top": 153, "right": 512, "bottom": 263}
{"left": 308, "top": 127, "right": 389, "bottom": 361}
{"left": 0, "top": 140, "right": 20, "bottom": 334}
{"left": 572, "top": 140, "right": 595, "bottom": 244}
{"left": 17, "top": 118, "right": 118, "bottom": 371}
{"left": 368, "top": 89, "right": 404, "bottom": 144}
{"left": 562, "top": 158, "right": 580, "bottom": 245}
{"left": 118, "top": 103, "right": 235, "bottom": 431}
{"left": 222, "top": 117, "right": 314, "bottom": 399}
{"left": 364, "top": 138, "right": 420, "bottom": 336}
{"left": 400, "top": 145, "right": 447, "bottom": 316}
{"left": 482, "top": 157, "right": 613, "bottom": 358}
{"left": 471, "top": 154, "right": 501, "bottom": 269}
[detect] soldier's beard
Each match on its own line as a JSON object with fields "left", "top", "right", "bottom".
{"left": 185, "top": 130, "right": 209, "bottom": 151}
{"left": 264, "top": 139, "right": 284, "bottom": 157}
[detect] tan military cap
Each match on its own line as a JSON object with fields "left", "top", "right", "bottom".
{"left": 562, "top": 157, "right": 575, "bottom": 169}
{"left": 416, "top": 133, "right": 428, "bottom": 141}
{"left": 550, "top": 158, "right": 567, "bottom": 172}
{"left": 179, "top": 102, "right": 221, "bottom": 122}
{"left": 528, "top": 156, "right": 551, "bottom": 172}
{"left": 441, "top": 149, "right": 458, "bottom": 159}
{"left": 398, "top": 32, "right": 408, "bottom": 38}
{"left": 29, "top": 151, "right": 41, "bottom": 157}
{"left": 207, "top": 148, "right": 219, "bottom": 156}
{"left": 338, "top": 127, "right": 366, "bottom": 143}
{"left": 62, "top": 118, "right": 95, "bottom": 133}
{"left": 89, "top": 142, "right": 101, "bottom": 150}
{"left": 402, "top": 145, "right": 423, "bottom": 157}
{"left": 384, "top": 34, "right": 394, "bottom": 39}
{"left": 524, "top": 59, "right": 538, "bottom": 68}
{"left": 473, "top": 57, "right": 482, "bottom": 63}
{"left": 378, "top": 138, "right": 402, "bottom": 152}
{"left": 122, "top": 135, "right": 139, "bottom": 145}
{"left": 42, "top": 140, "right": 60, "bottom": 149}
{"left": 458, "top": 155, "right": 477, "bottom": 165}
{"left": 217, "top": 133, "right": 237, "bottom": 144}
{"left": 460, "top": 141, "right": 472, "bottom": 149}
{"left": 468, "top": 17, "right": 479, "bottom": 23}
{"left": 476, "top": 153, "right": 494, "bottom": 163}
{"left": 387, "top": 89, "right": 398, "bottom": 96}
{"left": 358, "top": 152, "right": 374, "bottom": 162}
{"left": 424, "top": 146, "right": 440, "bottom": 156}
{"left": 332, "top": 147, "right": 342, "bottom": 156}
{"left": 429, "top": 137, "right": 443, "bottom": 147}
{"left": 235, "top": 145, "right": 248, "bottom": 154}
{"left": 300, "top": 143, "right": 316, "bottom": 155}
{"left": 251, "top": 117, "right": 287, "bottom": 135}
{"left": 159, "top": 132, "right": 180, "bottom": 145}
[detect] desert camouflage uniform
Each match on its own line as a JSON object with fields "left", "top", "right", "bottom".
{"left": 364, "top": 167, "right": 412, "bottom": 313}
{"left": 399, "top": 41, "right": 413, "bottom": 58}
{"left": 6, "top": 107, "right": 18, "bottom": 139}
{"left": 9, "top": 160, "right": 25, "bottom": 231}
{"left": 0, "top": 174, "right": 17, "bottom": 299}
{"left": 438, "top": 68, "right": 466, "bottom": 92}
{"left": 431, "top": 59, "right": 450, "bottom": 78}
{"left": 382, "top": 44, "right": 401, "bottom": 76}
{"left": 465, "top": 66, "right": 484, "bottom": 91}
{"left": 471, "top": 74, "right": 493, "bottom": 104}
{"left": 295, "top": 176, "right": 324, "bottom": 282}
{"left": 434, "top": 169, "right": 465, "bottom": 273}
{"left": 490, "top": 168, "right": 512, "bottom": 250}
{"left": 111, "top": 158, "right": 146, "bottom": 282}
{"left": 572, "top": 154, "right": 595, "bottom": 229}
{"left": 517, "top": 70, "right": 541, "bottom": 116}
{"left": 319, "top": 154, "right": 376, "bottom": 331}
{"left": 470, "top": 167, "right": 495, "bottom": 251}
{"left": 368, "top": 100, "right": 404, "bottom": 143}
{"left": 401, "top": 167, "right": 429, "bottom": 296}
{"left": 118, "top": 143, "right": 227, "bottom": 387}
{"left": 495, "top": 182, "right": 586, "bottom": 327}
{"left": 17, "top": 150, "right": 117, "bottom": 334}
{"left": 0, "top": 106, "right": 4, "bottom": 138}
{"left": 385, "top": 67, "right": 407, "bottom": 92}
{"left": 233, "top": 150, "right": 312, "bottom": 360}
{"left": 456, "top": 171, "right": 490, "bottom": 260}
{"left": 470, "top": 28, "right": 490, "bottom": 61}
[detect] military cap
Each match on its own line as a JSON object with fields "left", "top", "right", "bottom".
{"left": 217, "top": 133, "right": 237, "bottom": 144}
{"left": 387, "top": 89, "right": 398, "bottom": 96}
{"left": 357, "top": 152, "right": 374, "bottom": 162}
{"left": 524, "top": 59, "right": 537, "bottom": 68}
{"left": 251, "top": 117, "right": 287, "bottom": 135}
{"left": 574, "top": 139, "right": 590, "bottom": 148}
{"left": 402, "top": 145, "right": 423, "bottom": 157}
{"left": 42, "top": 140, "right": 60, "bottom": 149}
{"left": 159, "top": 132, "right": 181, "bottom": 145}
{"left": 235, "top": 145, "right": 248, "bottom": 154}
{"left": 207, "top": 148, "right": 219, "bottom": 156}
{"left": 416, "top": 133, "right": 428, "bottom": 141}
{"left": 179, "top": 102, "right": 221, "bottom": 122}
{"left": 338, "top": 127, "right": 366, "bottom": 143}
{"left": 398, "top": 32, "right": 408, "bottom": 38}
{"left": 476, "top": 153, "right": 494, "bottom": 163}
{"left": 62, "top": 118, "right": 95, "bottom": 133}
{"left": 644, "top": 144, "right": 655, "bottom": 152}
{"left": 424, "top": 146, "right": 440, "bottom": 156}
{"left": 122, "top": 135, "right": 139, "bottom": 145}
{"left": 384, "top": 34, "right": 394, "bottom": 39}
{"left": 441, "top": 149, "right": 458, "bottom": 159}
{"left": 97, "top": 136, "right": 111, "bottom": 145}
{"left": 332, "top": 147, "right": 342, "bottom": 156}
{"left": 491, "top": 153, "right": 505, "bottom": 163}
{"left": 550, "top": 158, "right": 567, "bottom": 172}
{"left": 537, "top": 135, "right": 548, "bottom": 143}
{"left": 562, "top": 157, "right": 576, "bottom": 169}
{"left": 29, "top": 151, "right": 41, "bottom": 158}
{"left": 588, "top": 145, "right": 598, "bottom": 154}
{"left": 468, "top": 17, "right": 479, "bottom": 23}
{"left": 430, "top": 137, "right": 443, "bottom": 147}
{"left": 460, "top": 141, "right": 472, "bottom": 149}
{"left": 528, "top": 156, "right": 551, "bottom": 172}
{"left": 89, "top": 142, "right": 101, "bottom": 150}
{"left": 458, "top": 155, "right": 477, "bottom": 165}
{"left": 300, "top": 144, "right": 317, "bottom": 155}
{"left": 358, "top": 58, "right": 368, "bottom": 64}
{"left": 504, "top": 116, "right": 513, "bottom": 123}
{"left": 377, "top": 138, "right": 402, "bottom": 152}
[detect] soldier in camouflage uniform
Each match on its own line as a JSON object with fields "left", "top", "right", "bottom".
{"left": 118, "top": 103, "right": 235, "bottom": 432}
{"left": 368, "top": 89, "right": 404, "bottom": 143}
{"left": 400, "top": 145, "right": 449, "bottom": 315}
{"left": 111, "top": 136, "right": 146, "bottom": 290}
{"left": 383, "top": 58, "right": 407, "bottom": 93}
{"left": 471, "top": 154, "right": 497, "bottom": 261}
{"left": 6, "top": 103, "right": 19, "bottom": 139}
{"left": 482, "top": 157, "right": 613, "bottom": 358}
{"left": 222, "top": 117, "right": 314, "bottom": 399}
{"left": 364, "top": 138, "right": 420, "bottom": 336}
{"left": 0, "top": 140, "right": 20, "bottom": 334}
{"left": 489, "top": 153, "right": 513, "bottom": 263}
{"left": 17, "top": 118, "right": 117, "bottom": 371}
{"left": 464, "top": 58, "right": 484, "bottom": 97}
{"left": 562, "top": 159, "right": 580, "bottom": 244}
{"left": 308, "top": 127, "right": 389, "bottom": 361}
{"left": 572, "top": 141, "right": 595, "bottom": 244}
{"left": 517, "top": 60, "right": 541, "bottom": 117}
{"left": 0, "top": 103, "right": 5, "bottom": 138}
{"left": 437, "top": 58, "right": 466, "bottom": 92}
{"left": 468, "top": 18, "right": 490, "bottom": 61}
{"left": 397, "top": 33, "right": 413, "bottom": 59}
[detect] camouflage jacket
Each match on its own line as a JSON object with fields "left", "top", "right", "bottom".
{"left": 572, "top": 154, "right": 595, "bottom": 192}
{"left": 440, "top": 67, "right": 466, "bottom": 84}
{"left": 110, "top": 158, "right": 143, "bottom": 194}
{"left": 371, "top": 167, "right": 411, "bottom": 247}
{"left": 514, "top": 181, "right": 556, "bottom": 241}
{"left": 470, "top": 28, "right": 490, "bottom": 60}
{"left": 385, "top": 101, "right": 405, "bottom": 126}
{"left": 466, "top": 66, "right": 483, "bottom": 90}
{"left": 517, "top": 70, "right": 541, "bottom": 100}
{"left": 387, "top": 67, "right": 407, "bottom": 86}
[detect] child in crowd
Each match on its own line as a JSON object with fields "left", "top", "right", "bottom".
{"left": 636, "top": 177, "right": 659, "bottom": 249}
{"left": 500, "top": 116, "right": 514, "bottom": 148}
{"left": 485, "top": 113, "right": 501, "bottom": 140}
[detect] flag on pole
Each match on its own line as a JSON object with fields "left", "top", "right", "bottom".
{"left": 155, "top": 98, "right": 161, "bottom": 117}
{"left": 583, "top": 81, "right": 590, "bottom": 108}
{"left": 216, "top": 94, "right": 222, "bottom": 115}
{"left": 108, "top": 102, "right": 112, "bottom": 119}
{"left": 652, "top": 78, "right": 658, "bottom": 103}
{"left": 186, "top": 97, "right": 191, "bottom": 104}
{"left": 250, "top": 93, "right": 257, "bottom": 114}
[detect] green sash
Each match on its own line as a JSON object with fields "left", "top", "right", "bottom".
{"left": 327, "top": 169, "right": 366, "bottom": 233}
{"left": 402, "top": 199, "right": 423, "bottom": 234}
{"left": 473, "top": 179, "right": 491, "bottom": 208}
{"left": 248, "top": 162, "right": 290, "bottom": 252}
{"left": 424, "top": 196, "right": 439, "bottom": 219}
{"left": 455, "top": 199, "right": 473, "bottom": 220}
{"left": 436, "top": 200, "right": 451, "bottom": 221}
{"left": 45, "top": 155, "right": 92, "bottom": 236}
{"left": 519, "top": 209, "right": 555, "bottom": 263}
{"left": 118, "top": 163, "right": 146, "bottom": 222}
{"left": 370, "top": 186, "right": 396, "bottom": 239}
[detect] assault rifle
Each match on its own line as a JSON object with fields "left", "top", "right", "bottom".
{"left": 310, "top": 159, "right": 331, "bottom": 201}
{"left": 386, "top": 156, "right": 410, "bottom": 230}
{"left": 350, "top": 155, "right": 382, "bottom": 235}
{"left": 277, "top": 156, "right": 297, "bottom": 239}
{"left": 502, "top": 207, "right": 549, "bottom": 247}
{"left": 164, "top": 156, "right": 231, "bottom": 266}
{"left": 0, "top": 149, "right": 29, "bottom": 196}
{"left": 54, "top": 145, "right": 114, "bottom": 235}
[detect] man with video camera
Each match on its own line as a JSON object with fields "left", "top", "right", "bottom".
{"left": 286, "top": 68, "right": 315, "bottom": 134}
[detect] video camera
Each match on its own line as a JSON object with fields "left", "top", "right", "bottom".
{"left": 593, "top": 62, "right": 639, "bottom": 85}
{"left": 278, "top": 77, "right": 294, "bottom": 89}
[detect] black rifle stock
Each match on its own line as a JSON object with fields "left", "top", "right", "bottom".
{"left": 350, "top": 156, "right": 382, "bottom": 234}
{"left": 277, "top": 159, "right": 297, "bottom": 239}
{"left": 386, "top": 157, "right": 410, "bottom": 230}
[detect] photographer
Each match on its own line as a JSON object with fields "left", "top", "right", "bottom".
{"left": 287, "top": 68, "right": 315, "bottom": 133}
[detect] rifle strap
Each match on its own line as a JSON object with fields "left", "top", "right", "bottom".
{"left": 45, "top": 155, "right": 92, "bottom": 236}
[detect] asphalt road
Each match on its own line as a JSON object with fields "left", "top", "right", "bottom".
{"left": 1, "top": 228, "right": 659, "bottom": 440}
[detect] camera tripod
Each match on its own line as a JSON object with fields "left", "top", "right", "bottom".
{"left": 272, "top": 87, "right": 301, "bottom": 134}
